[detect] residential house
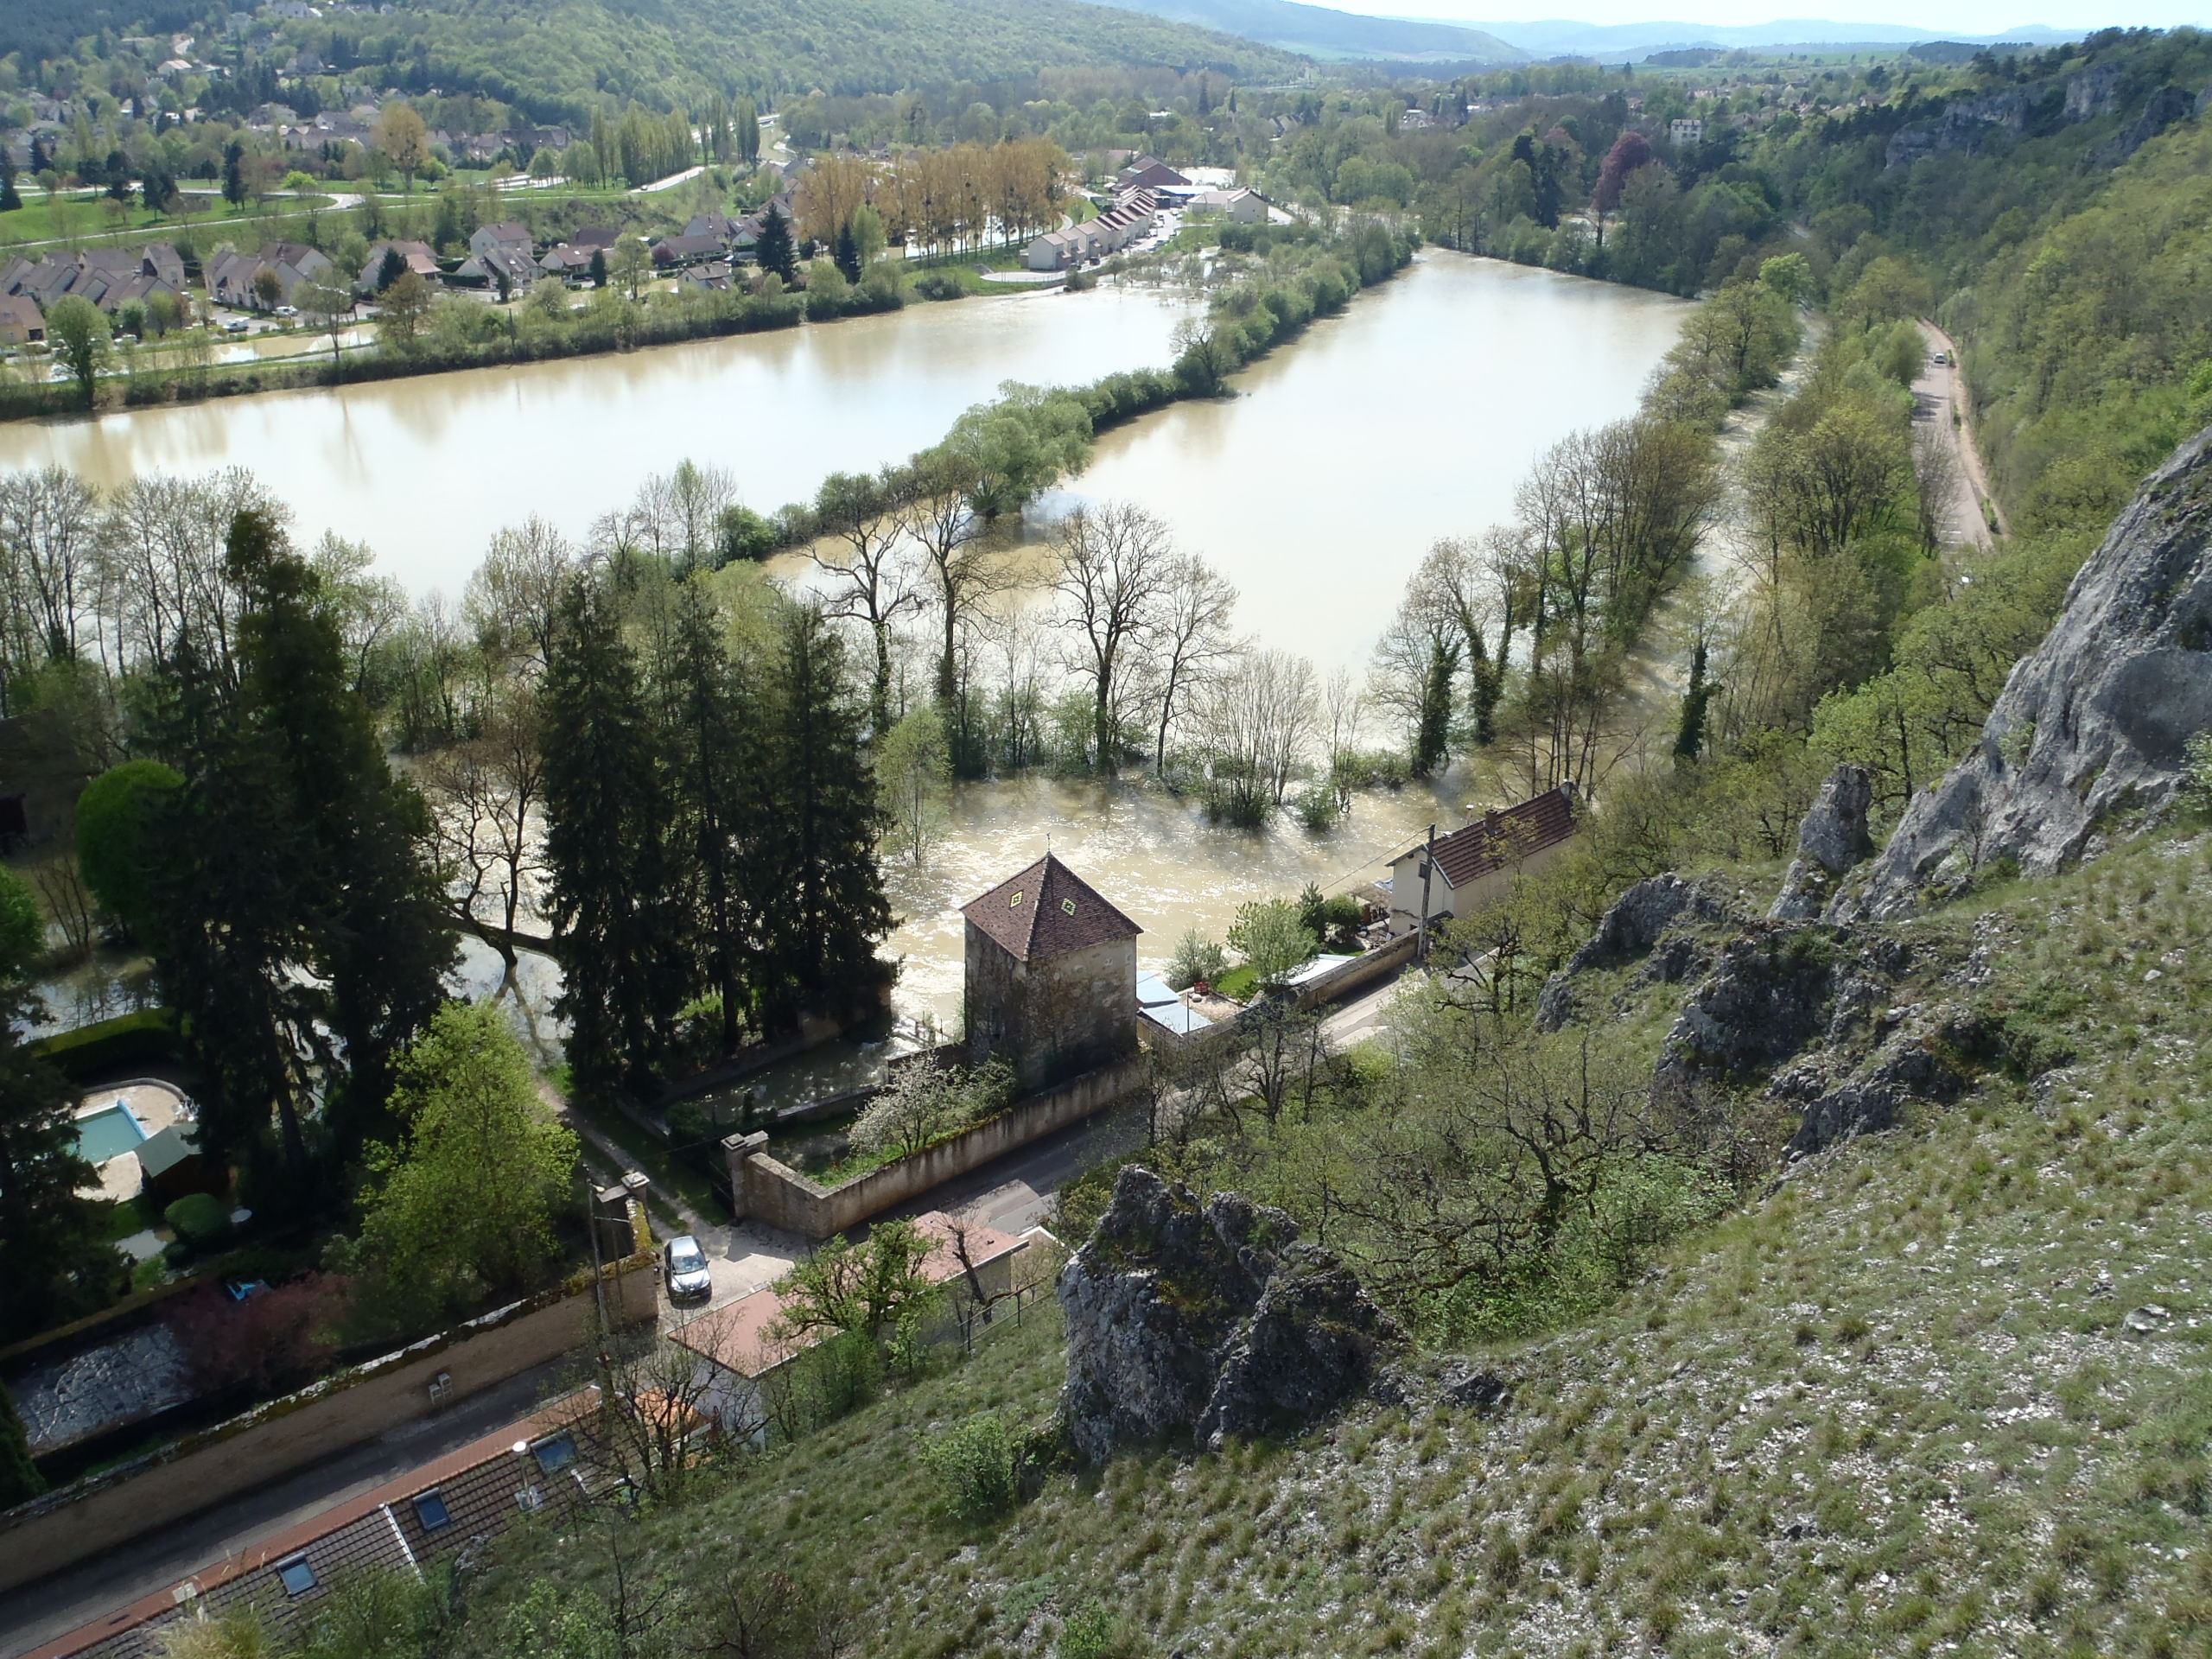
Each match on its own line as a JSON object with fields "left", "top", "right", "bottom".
{"left": 963, "top": 852, "right": 1141, "bottom": 1093}
{"left": 1383, "top": 785, "right": 1581, "bottom": 937}
{"left": 0, "top": 245, "right": 187, "bottom": 317}
{"left": 1024, "top": 188, "right": 1156, "bottom": 270}
{"left": 467, "top": 220, "right": 532, "bottom": 261}
{"left": 538, "top": 241, "right": 598, "bottom": 281}
{"left": 683, "top": 212, "right": 740, "bottom": 245}
{"left": 649, "top": 232, "right": 722, "bottom": 268}
{"left": 1116, "top": 154, "right": 1189, "bottom": 190}
{"left": 453, "top": 243, "right": 538, "bottom": 293}
{"left": 679, "top": 260, "right": 733, "bottom": 292}
{"left": 26, "top": 1396, "right": 604, "bottom": 1659}
{"left": 207, "top": 243, "right": 334, "bottom": 310}
{"left": 354, "top": 237, "right": 438, "bottom": 296}
{"left": 1186, "top": 186, "right": 1266, "bottom": 224}
{"left": 1669, "top": 118, "right": 1706, "bottom": 146}
{"left": 0, "top": 295, "right": 46, "bottom": 346}
{"left": 671, "top": 1211, "right": 1030, "bottom": 1435}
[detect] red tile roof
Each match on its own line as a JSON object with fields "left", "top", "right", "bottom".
{"left": 1409, "top": 785, "right": 1580, "bottom": 891}
{"left": 959, "top": 855, "right": 1141, "bottom": 963}
{"left": 29, "top": 1394, "right": 600, "bottom": 1659}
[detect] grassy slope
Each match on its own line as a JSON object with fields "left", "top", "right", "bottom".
{"left": 468, "top": 830, "right": 2212, "bottom": 1658}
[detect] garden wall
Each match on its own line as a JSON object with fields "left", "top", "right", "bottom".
{"left": 1291, "top": 932, "right": 1419, "bottom": 1012}
{"left": 724, "top": 1059, "right": 1141, "bottom": 1240}
{"left": 0, "top": 1255, "right": 657, "bottom": 1597}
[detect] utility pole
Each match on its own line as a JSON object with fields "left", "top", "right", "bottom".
{"left": 1415, "top": 822, "right": 1436, "bottom": 968}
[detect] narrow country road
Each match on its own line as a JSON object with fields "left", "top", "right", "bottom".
{"left": 1916, "top": 318, "right": 2004, "bottom": 546}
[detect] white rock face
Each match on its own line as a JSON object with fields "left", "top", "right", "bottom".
{"left": 1843, "top": 428, "right": 2212, "bottom": 920}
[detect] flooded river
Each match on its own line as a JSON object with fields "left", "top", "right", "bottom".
{"left": 11, "top": 252, "right": 1690, "bottom": 1037}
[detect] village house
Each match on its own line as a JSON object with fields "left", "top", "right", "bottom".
{"left": 962, "top": 853, "right": 1141, "bottom": 1092}
{"left": 1185, "top": 186, "right": 1267, "bottom": 224}
{"left": 1116, "top": 153, "right": 1189, "bottom": 190}
{"left": 454, "top": 243, "right": 539, "bottom": 293}
{"left": 467, "top": 220, "right": 533, "bottom": 262}
{"left": 679, "top": 260, "right": 734, "bottom": 292}
{"left": 207, "top": 243, "right": 334, "bottom": 311}
{"left": 0, "top": 294, "right": 47, "bottom": 346}
{"left": 650, "top": 231, "right": 723, "bottom": 268}
{"left": 353, "top": 237, "right": 438, "bottom": 295}
{"left": 1383, "top": 785, "right": 1582, "bottom": 937}
{"left": 0, "top": 245, "right": 188, "bottom": 318}
{"left": 1670, "top": 118, "right": 1707, "bottom": 146}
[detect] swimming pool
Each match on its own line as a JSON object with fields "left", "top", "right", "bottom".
{"left": 75, "top": 1103, "right": 149, "bottom": 1165}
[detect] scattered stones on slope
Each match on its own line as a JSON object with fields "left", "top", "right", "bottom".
{"left": 1058, "top": 1166, "right": 1401, "bottom": 1461}
{"left": 1840, "top": 425, "right": 2212, "bottom": 922}
{"left": 1770, "top": 764, "right": 1875, "bottom": 921}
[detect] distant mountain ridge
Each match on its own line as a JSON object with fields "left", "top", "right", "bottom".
{"left": 1079, "top": 0, "right": 1528, "bottom": 63}
{"left": 1458, "top": 16, "right": 2082, "bottom": 60}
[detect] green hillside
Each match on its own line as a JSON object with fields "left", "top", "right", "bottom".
{"left": 1082, "top": 0, "right": 1525, "bottom": 64}
{"left": 276, "top": 0, "right": 1312, "bottom": 119}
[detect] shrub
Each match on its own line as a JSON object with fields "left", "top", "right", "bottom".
{"left": 1167, "top": 928, "right": 1229, "bottom": 991}
{"left": 1058, "top": 1599, "right": 1126, "bottom": 1659}
{"left": 922, "top": 1410, "right": 1021, "bottom": 1524}
{"left": 164, "top": 1192, "right": 230, "bottom": 1245}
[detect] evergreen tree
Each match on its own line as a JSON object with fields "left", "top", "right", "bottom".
{"left": 833, "top": 220, "right": 861, "bottom": 283}
{"left": 376, "top": 245, "right": 406, "bottom": 291}
{"left": 1675, "top": 640, "right": 1713, "bottom": 763}
{"left": 756, "top": 204, "right": 796, "bottom": 283}
{"left": 757, "top": 602, "right": 892, "bottom": 1033}
{"left": 659, "top": 583, "right": 767, "bottom": 1058}
{"left": 223, "top": 139, "right": 247, "bottom": 208}
{"left": 542, "top": 576, "right": 690, "bottom": 1096}
{"left": 588, "top": 246, "right": 608, "bottom": 289}
{"left": 1413, "top": 636, "right": 1458, "bottom": 777}
{"left": 0, "top": 157, "right": 20, "bottom": 214}
{"left": 736, "top": 96, "right": 760, "bottom": 164}
{"left": 0, "top": 867, "right": 116, "bottom": 1346}
{"left": 146, "top": 512, "right": 452, "bottom": 1189}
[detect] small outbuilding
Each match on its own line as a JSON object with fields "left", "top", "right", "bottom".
{"left": 962, "top": 853, "right": 1141, "bottom": 1093}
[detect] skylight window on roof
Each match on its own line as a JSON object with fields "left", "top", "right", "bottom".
{"left": 276, "top": 1557, "right": 317, "bottom": 1597}
{"left": 1010, "top": 890, "right": 1024, "bottom": 906}
{"left": 531, "top": 1432, "right": 577, "bottom": 1473}
{"left": 1062, "top": 898, "right": 1076, "bottom": 914}
{"left": 414, "top": 1491, "right": 451, "bottom": 1532}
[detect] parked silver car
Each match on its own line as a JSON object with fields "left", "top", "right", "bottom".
{"left": 663, "top": 1233, "right": 712, "bottom": 1302}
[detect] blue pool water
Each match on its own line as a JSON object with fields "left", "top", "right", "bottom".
{"left": 75, "top": 1103, "right": 148, "bottom": 1164}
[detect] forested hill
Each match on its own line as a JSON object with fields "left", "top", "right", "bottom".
{"left": 1082, "top": 0, "right": 1524, "bottom": 65}
{"left": 162, "top": 0, "right": 1311, "bottom": 116}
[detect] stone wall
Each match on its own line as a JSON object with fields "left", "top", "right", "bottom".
{"left": 726, "top": 1059, "right": 1142, "bottom": 1239}
{"left": 0, "top": 1257, "right": 658, "bottom": 1598}
{"left": 965, "top": 926, "right": 1138, "bottom": 1093}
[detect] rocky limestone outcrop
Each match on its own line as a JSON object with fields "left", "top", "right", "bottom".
{"left": 1840, "top": 426, "right": 2212, "bottom": 922}
{"left": 1058, "top": 1167, "right": 1400, "bottom": 1460}
{"left": 1770, "top": 765, "right": 1875, "bottom": 921}
{"left": 1535, "top": 874, "right": 1740, "bottom": 1032}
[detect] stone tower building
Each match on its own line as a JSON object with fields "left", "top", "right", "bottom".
{"left": 961, "top": 854, "right": 1141, "bottom": 1093}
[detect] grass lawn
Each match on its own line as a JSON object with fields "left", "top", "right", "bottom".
{"left": 1212, "top": 963, "right": 1259, "bottom": 1001}
{"left": 0, "top": 193, "right": 339, "bottom": 251}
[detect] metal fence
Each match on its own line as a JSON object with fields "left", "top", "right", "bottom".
{"left": 954, "top": 1281, "right": 1049, "bottom": 1353}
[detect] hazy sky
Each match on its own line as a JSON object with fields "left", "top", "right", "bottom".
{"left": 1330, "top": 0, "right": 2205, "bottom": 33}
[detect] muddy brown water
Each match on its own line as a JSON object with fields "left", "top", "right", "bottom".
{"left": 13, "top": 253, "right": 1688, "bottom": 1038}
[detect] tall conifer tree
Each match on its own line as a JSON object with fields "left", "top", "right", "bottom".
{"left": 542, "top": 576, "right": 689, "bottom": 1095}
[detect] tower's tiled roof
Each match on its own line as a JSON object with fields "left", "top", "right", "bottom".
{"left": 960, "top": 854, "right": 1141, "bottom": 962}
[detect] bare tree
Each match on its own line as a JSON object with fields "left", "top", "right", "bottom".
{"left": 416, "top": 693, "right": 549, "bottom": 966}
{"left": 465, "top": 517, "right": 575, "bottom": 675}
{"left": 810, "top": 468, "right": 922, "bottom": 734}
{"left": 93, "top": 469, "right": 280, "bottom": 683}
{"left": 0, "top": 466, "right": 101, "bottom": 672}
{"left": 1202, "top": 649, "right": 1317, "bottom": 824}
{"left": 1047, "top": 502, "right": 1176, "bottom": 772}
{"left": 1144, "top": 552, "right": 1237, "bottom": 773}
{"left": 899, "top": 448, "right": 1005, "bottom": 719}
{"left": 1323, "top": 670, "right": 1363, "bottom": 810}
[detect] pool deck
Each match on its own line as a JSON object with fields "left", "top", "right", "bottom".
{"left": 73, "top": 1081, "right": 191, "bottom": 1204}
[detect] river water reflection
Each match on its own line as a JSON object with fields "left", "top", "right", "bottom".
{"left": 0, "top": 286, "right": 1195, "bottom": 594}
{"left": 10, "top": 253, "right": 1691, "bottom": 1039}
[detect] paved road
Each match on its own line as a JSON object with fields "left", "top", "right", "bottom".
{"left": 1915, "top": 319, "right": 2002, "bottom": 547}
{"left": 0, "top": 1357, "right": 573, "bottom": 1659}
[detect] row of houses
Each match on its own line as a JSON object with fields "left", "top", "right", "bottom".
{"left": 0, "top": 245, "right": 190, "bottom": 340}
{"left": 1023, "top": 188, "right": 1160, "bottom": 272}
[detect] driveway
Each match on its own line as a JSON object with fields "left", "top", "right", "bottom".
{"left": 1915, "top": 319, "right": 2002, "bottom": 546}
